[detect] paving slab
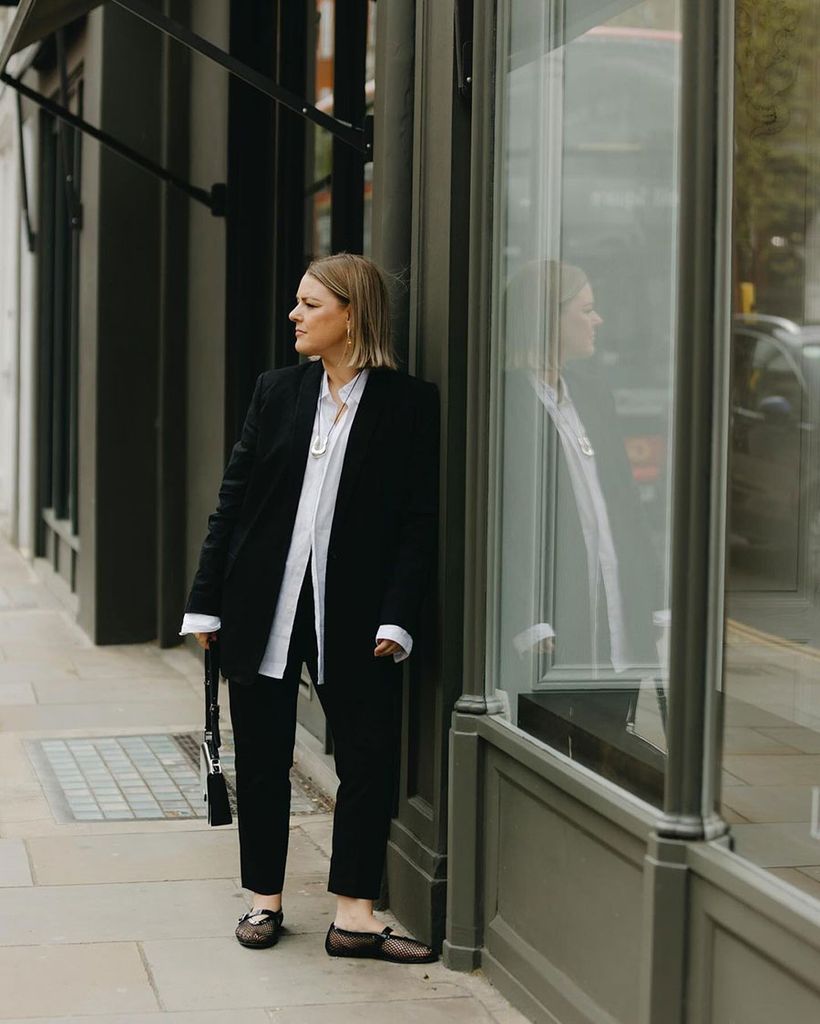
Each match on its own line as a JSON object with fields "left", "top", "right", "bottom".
{"left": 141, "top": 933, "right": 466, "bottom": 1012}
{"left": 70, "top": 649, "right": 185, "bottom": 678}
{"left": 0, "top": 681, "right": 36, "bottom": 705}
{"left": 32, "top": 675, "right": 194, "bottom": 704}
{"left": 0, "top": 645, "right": 84, "bottom": 670}
{"left": 0, "top": 815, "right": 223, "bottom": 839}
{"left": 0, "top": 879, "right": 245, "bottom": 945}
{"left": 0, "top": 733, "right": 41, "bottom": 782}
{"left": 0, "top": 610, "right": 87, "bottom": 646}
{"left": 731, "top": 822, "right": 820, "bottom": 868}
{"left": 298, "top": 816, "right": 334, "bottom": 860}
{"left": 722, "top": 726, "right": 803, "bottom": 755}
{"left": 0, "top": 1015, "right": 270, "bottom": 1024}
{"left": 0, "top": 782, "right": 53, "bottom": 823}
{"left": 720, "top": 785, "right": 815, "bottom": 824}
{"left": 0, "top": 582, "right": 61, "bottom": 610}
{"left": 722, "top": 753, "right": 820, "bottom": 787}
{"left": 0, "top": 699, "right": 202, "bottom": 732}
{"left": 266, "top": 996, "right": 495, "bottom": 1023}
{"left": 0, "top": 664, "right": 79, "bottom": 684}
{"left": 158, "top": 647, "right": 206, "bottom": 680}
{"left": 25, "top": 827, "right": 328, "bottom": 885}
{"left": 0, "top": 942, "right": 158, "bottom": 1017}
{"left": 756, "top": 726, "right": 820, "bottom": 754}
{"left": 0, "top": 838, "right": 33, "bottom": 886}
{"left": 769, "top": 869, "right": 820, "bottom": 902}
{"left": 0, "top": 561, "right": 36, "bottom": 587}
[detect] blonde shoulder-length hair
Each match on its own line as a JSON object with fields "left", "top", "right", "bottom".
{"left": 305, "top": 252, "right": 399, "bottom": 371}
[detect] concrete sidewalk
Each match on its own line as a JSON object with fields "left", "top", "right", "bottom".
{"left": 0, "top": 537, "right": 525, "bottom": 1024}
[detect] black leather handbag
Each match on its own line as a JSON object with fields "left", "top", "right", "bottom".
{"left": 200, "top": 640, "right": 232, "bottom": 826}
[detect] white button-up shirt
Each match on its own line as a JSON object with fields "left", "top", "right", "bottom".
{"left": 180, "top": 366, "right": 412, "bottom": 683}
{"left": 514, "top": 372, "right": 629, "bottom": 672}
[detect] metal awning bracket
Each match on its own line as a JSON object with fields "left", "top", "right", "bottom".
{"left": 0, "top": 70, "right": 226, "bottom": 214}
{"left": 209, "top": 183, "right": 227, "bottom": 218}
{"left": 364, "top": 113, "right": 374, "bottom": 156}
{"left": 455, "top": 0, "right": 474, "bottom": 101}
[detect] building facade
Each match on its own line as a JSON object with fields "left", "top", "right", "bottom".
{"left": 1, "top": 1, "right": 820, "bottom": 1022}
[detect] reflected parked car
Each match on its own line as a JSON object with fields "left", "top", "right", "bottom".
{"left": 729, "top": 313, "right": 820, "bottom": 602}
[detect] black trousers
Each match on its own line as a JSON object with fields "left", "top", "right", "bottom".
{"left": 227, "top": 557, "right": 401, "bottom": 900}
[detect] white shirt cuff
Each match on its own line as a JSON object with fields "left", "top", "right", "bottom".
{"left": 179, "top": 613, "right": 222, "bottom": 636}
{"left": 512, "top": 622, "right": 555, "bottom": 655}
{"left": 375, "top": 623, "right": 413, "bottom": 662}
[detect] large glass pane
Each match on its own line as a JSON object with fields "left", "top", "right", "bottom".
{"left": 488, "top": 0, "right": 681, "bottom": 804}
{"left": 720, "top": 0, "right": 820, "bottom": 899}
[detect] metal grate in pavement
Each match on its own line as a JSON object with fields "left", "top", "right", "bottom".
{"left": 25, "top": 731, "right": 331, "bottom": 823}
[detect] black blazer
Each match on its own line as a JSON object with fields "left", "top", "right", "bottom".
{"left": 184, "top": 359, "right": 440, "bottom": 686}
{"left": 501, "top": 361, "right": 660, "bottom": 675}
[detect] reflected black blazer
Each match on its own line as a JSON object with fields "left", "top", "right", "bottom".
{"left": 184, "top": 359, "right": 440, "bottom": 686}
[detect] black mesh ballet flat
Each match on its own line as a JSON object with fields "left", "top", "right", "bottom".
{"left": 235, "top": 907, "right": 284, "bottom": 949}
{"left": 325, "top": 922, "right": 438, "bottom": 964}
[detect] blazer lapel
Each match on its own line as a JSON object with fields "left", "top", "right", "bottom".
{"left": 330, "top": 366, "right": 390, "bottom": 533}
{"left": 288, "top": 359, "right": 324, "bottom": 489}
{"left": 237, "top": 360, "right": 322, "bottom": 548}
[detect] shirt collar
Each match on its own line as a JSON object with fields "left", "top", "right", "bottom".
{"left": 320, "top": 367, "right": 370, "bottom": 409}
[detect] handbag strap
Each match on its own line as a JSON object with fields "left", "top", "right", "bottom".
{"left": 203, "top": 640, "right": 222, "bottom": 755}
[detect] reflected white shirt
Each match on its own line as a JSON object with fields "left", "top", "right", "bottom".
{"left": 527, "top": 372, "right": 629, "bottom": 672}
{"left": 180, "top": 366, "right": 412, "bottom": 682}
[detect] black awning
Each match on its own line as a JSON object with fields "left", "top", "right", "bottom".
{"left": 0, "top": 0, "right": 103, "bottom": 68}
{"left": 1, "top": 0, "right": 371, "bottom": 157}
{"left": 0, "top": 0, "right": 372, "bottom": 215}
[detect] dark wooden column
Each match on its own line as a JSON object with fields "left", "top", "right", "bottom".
{"left": 377, "top": 0, "right": 472, "bottom": 950}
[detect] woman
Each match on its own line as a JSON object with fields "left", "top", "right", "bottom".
{"left": 501, "top": 260, "right": 661, "bottom": 710}
{"left": 180, "top": 253, "right": 439, "bottom": 964}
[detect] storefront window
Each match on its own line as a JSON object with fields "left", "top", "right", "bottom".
{"left": 721, "top": 0, "right": 820, "bottom": 898}
{"left": 487, "top": 0, "right": 681, "bottom": 804}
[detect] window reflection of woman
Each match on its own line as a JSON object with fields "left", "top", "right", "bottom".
{"left": 502, "top": 260, "right": 660, "bottom": 707}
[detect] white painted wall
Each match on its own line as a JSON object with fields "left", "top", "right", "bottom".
{"left": 0, "top": 59, "right": 19, "bottom": 540}
{"left": 15, "top": 115, "right": 36, "bottom": 558}
{"left": 0, "top": 22, "right": 41, "bottom": 554}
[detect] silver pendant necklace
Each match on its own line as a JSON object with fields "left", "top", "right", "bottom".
{"left": 576, "top": 430, "right": 595, "bottom": 457}
{"left": 311, "top": 370, "right": 363, "bottom": 457}
{"left": 544, "top": 375, "right": 595, "bottom": 457}
{"left": 556, "top": 405, "right": 595, "bottom": 457}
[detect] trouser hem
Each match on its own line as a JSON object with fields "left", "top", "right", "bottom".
{"left": 240, "top": 877, "right": 286, "bottom": 896}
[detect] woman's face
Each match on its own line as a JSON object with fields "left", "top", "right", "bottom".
{"left": 559, "top": 283, "right": 603, "bottom": 363}
{"left": 289, "top": 274, "right": 350, "bottom": 361}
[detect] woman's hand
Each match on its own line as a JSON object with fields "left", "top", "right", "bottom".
{"left": 374, "top": 638, "right": 405, "bottom": 658}
{"left": 194, "top": 631, "right": 218, "bottom": 650}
